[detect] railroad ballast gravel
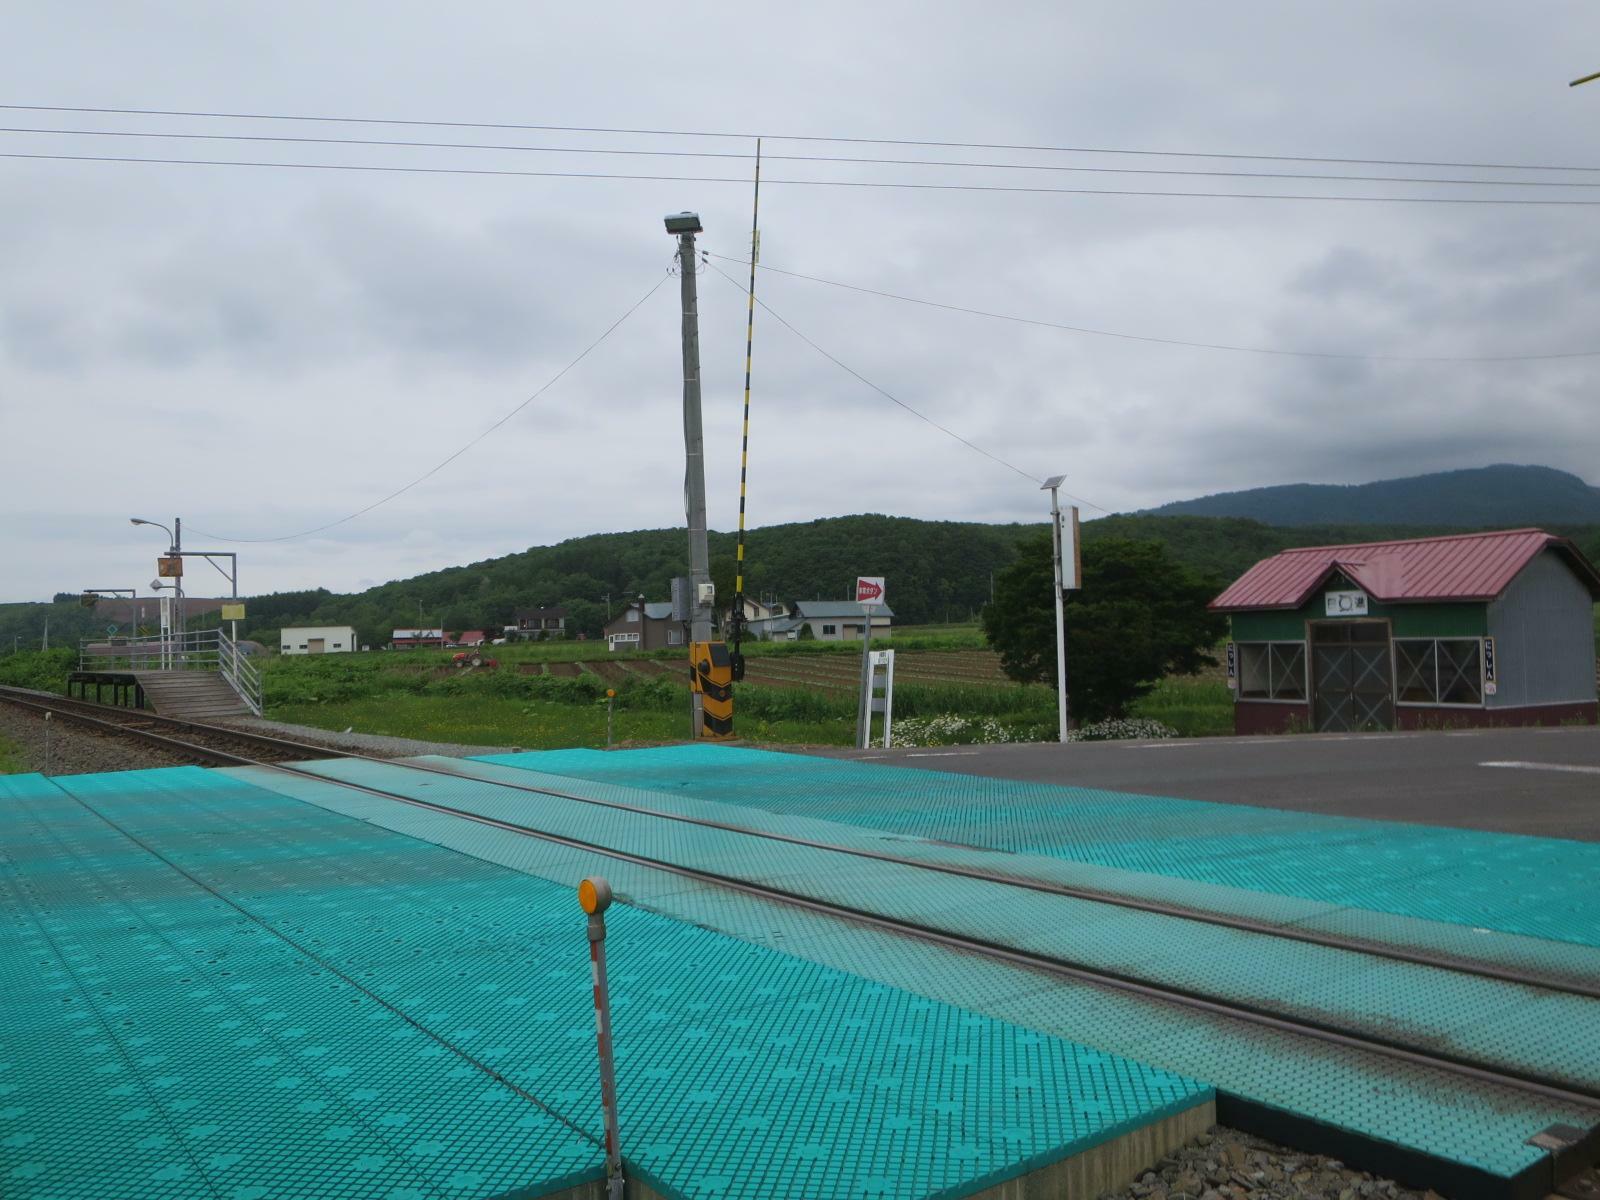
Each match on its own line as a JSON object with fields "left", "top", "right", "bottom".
{"left": 0, "top": 701, "right": 188, "bottom": 775}
{"left": 1099, "top": 1126, "right": 1450, "bottom": 1200}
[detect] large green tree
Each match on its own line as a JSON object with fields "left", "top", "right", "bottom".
{"left": 982, "top": 534, "right": 1226, "bottom": 722}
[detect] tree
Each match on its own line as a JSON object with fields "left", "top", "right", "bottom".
{"left": 982, "top": 534, "right": 1226, "bottom": 722}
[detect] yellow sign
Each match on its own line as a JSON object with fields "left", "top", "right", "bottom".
{"left": 157, "top": 555, "right": 183, "bottom": 578}
{"left": 221, "top": 603, "right": 246, "bottom": 621}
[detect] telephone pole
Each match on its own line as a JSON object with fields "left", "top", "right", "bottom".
{"left": 667, "top": 211, "right": 715, "bottom": 736}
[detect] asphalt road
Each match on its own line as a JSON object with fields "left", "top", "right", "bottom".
{"left": 822, "top": 725, "right": 1600, "bottom": 841}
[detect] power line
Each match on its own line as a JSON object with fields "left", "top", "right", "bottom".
{"left": 705, "top": 260, "right": 1108, "bottom": 512}
{"left": 705, "top": 252, "right": 1600, "bottom": 364}
{"left": 6, "top": 102, "right": 1600, "bottom": 174}
{"left": 9, "top": 150, "right": 1600, "bottom": 206}
{"left": 6, "top": 125, "right": 1600, "bottom": 189}
{"left": 189, "top": 273, "right": 669, "bottom": 544}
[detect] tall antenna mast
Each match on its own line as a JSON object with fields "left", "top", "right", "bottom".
{"left": 730, "top": 137, "right": 761, "bottom": 681}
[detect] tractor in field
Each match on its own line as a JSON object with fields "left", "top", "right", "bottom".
{"left": 450, "top": 651, "right": 499, "bottom": 670}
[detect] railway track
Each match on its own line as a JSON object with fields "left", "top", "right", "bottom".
{"left": 0, "top": 685, "right": 355, "bottom": 766}
{"left": 10, "top": 687, "right": 1600, "bottom": 1183}
{"left": 238, "top": 753, "right": 1600, "bottom": 1114}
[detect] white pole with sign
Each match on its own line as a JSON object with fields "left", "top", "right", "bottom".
{"left": 855, "top": 576, "right": 885, "bottom": 747}
{"left": 1040, "top": 478, "right": 1080, "bottom": 742}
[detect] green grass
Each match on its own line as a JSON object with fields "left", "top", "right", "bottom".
{"left": 1128, "top": 677, "right": 1234, "bottom": 738}
{"left": 272, "top": 694, "right": 857, "bottom": 749}
{"left": 0, "top": 733, "right": 28, "bottom": 774}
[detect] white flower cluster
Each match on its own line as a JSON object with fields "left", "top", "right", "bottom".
{"left": 1064, "top": 717, "right": 1179, "bottom": 742}
{"left": 888, "top": 714, "right": 1025, "bottom": 748}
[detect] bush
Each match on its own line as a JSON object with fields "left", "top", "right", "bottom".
{"left": 1064, "top": 717, "right": 1178, "bottom": 742}
{"left": 889, "top": 714, "right": 1038, "bottom": 747}
{"left": 0, "top": 648, "right": 78, "bottom": 694}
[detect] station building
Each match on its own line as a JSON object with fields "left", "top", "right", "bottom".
{"left": 1211, "top": 528, "right": 1600, "bottom": 733}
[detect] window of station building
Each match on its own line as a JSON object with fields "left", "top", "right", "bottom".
{"left": 1395, "top": 638, "right": 1482, "bottom": 705}
{"left": 1237, "top": 642, "right": 1307, "bottom": 701}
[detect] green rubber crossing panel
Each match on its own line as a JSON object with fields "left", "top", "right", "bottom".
{"left": 240, "top": 761, "right": 1600, "bottom": 1188}
{"left": 275, "top": 757, "right": 1600, "bottom": 1099}
{"left": 474, "top": 745, "right": 1600, "bottom": 953}
{"left": 1, "top": 767, "right": 1208, "bottom": 1200}
{"left": 431, "top": 755, "right": 1600, "bottom": 992}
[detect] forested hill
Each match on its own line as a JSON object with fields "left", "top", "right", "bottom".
{"left": 7, "top": 512, "right": 1598, "bottom": 651}
{"left": 1144, "top": 465, "right": 1600, "bottom": 526}
{"left": 241, "top": 516, "right": 1043, "bottom": 646}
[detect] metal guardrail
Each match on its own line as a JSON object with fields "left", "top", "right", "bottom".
{"left": 78, "top": 629, "right": 263, "bottom": 717}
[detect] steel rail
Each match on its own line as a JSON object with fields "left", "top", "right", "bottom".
{"left": 0, "top": 687, "right": 352, "bottom": 766}
{"left": 249, "top": 756, "right": 1600, "bottom": 1114}
{"left": 374, "top": 753, "right": 1600, "bottom": 1003}
{"left": 11, "top": 687, "right": 1600, "bottom": 1103}
{"left": 10, "top": 684, "right": 1598, "bottom": 1001}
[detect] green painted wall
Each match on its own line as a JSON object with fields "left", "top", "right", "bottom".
{"left": 1228, "top": 579, "right": 1488, "bottom": 643}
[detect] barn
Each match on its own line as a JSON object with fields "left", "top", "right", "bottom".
{"left": 1211, "top": 528, "right": 1600, "bottom": 733}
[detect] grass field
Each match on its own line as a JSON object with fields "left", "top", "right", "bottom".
{"left": 0, "top": 733, "right": 27, "bottom": 774}
{"left": 1128, "top": 677, "right": 1234, "bottom": 737}
{"left": 259, "top": 631, "right": 1234, "bottom": 749}
{"left": 0, "top": 625, "right": 1235, "bottom": 752}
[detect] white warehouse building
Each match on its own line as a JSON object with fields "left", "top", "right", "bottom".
{"left": 280, "top": 625, "right": 358, "bottom": 655}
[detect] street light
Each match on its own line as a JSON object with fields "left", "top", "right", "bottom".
{"left": 132, "top": 516, "right": 183, "bottom": 665}
{"left": 129, "top": 517, "right": 173, "bottom": 545}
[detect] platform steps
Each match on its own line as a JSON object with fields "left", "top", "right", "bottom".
{"left": 133, "top": 671, "right": 252, "bottom": 720}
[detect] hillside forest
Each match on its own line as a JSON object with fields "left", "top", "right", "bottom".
{"left": 4, "top": 513, "right": 1599, "bottom": 653}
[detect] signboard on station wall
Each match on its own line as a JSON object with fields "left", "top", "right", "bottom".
{"left": 157, "top": 555, "right": 183, "bottom": 578}
{"left": 855, "top": 576, "right": 885, "bottom": 605}
{"left": 1483, "top": 636, "right": 1497, "bottom": 695}
{"left": 1324, "top": 590, "right": 1368, "bottom": 617}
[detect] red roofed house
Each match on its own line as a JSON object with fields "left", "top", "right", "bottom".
{"left": 1211, "top": 529, "right": 1600, "bottom": 734}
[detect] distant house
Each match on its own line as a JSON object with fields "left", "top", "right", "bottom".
{"left": 280, "top": 625, "right": 357, "bottom": 655}
{"left": 721, "top": 595, "right": 784, "bottom": 632}
{"left": 602, "top": 600, "right": 681, "bottom": 652}
{"left": 511, "top": 606, "right": 567, "bottom": 640}
{"left": 391, "top": 628, "right": 446, "bottom": 650}
{"left": 746, "top": 614, "right": 802, "bottom": 642}
{"left": 789, "top": 600, "right": 894, "bottom": 642}
{"left": 455, "top": 630, "right": 488, "bottom": 646}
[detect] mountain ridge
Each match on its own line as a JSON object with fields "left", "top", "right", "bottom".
{"left": 1142, "top": 464, "right": 1600, "bottom": 526}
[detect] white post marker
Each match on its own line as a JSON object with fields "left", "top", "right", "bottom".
{"left": 855, "top": 576, "right": 885, "bottom": 748}
{"left": 1040, "top": 478, "right": 1080, "bottom": 742}
{"left": 43, "top": 711, "right": 52, "bottom": 777}
{"left": 579, "top": 876, "right": 625, "bottom": 1200}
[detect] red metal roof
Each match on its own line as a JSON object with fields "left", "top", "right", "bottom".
{"left": 1211, "top": 528, "right": 1600, "bottom": 611}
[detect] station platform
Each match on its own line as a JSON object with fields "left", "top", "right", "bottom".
{"left": 1, "top": 765, "right": 1210, "bottom": 1200}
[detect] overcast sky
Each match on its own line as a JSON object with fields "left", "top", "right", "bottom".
{"left": 4, "top": 3, "right": 1599, "bottom": 601}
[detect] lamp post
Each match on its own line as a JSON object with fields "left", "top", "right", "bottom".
{"left": 130, "top": 517, "right": 182, "bottom": 649}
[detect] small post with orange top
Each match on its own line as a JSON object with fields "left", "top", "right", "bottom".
{"left": 579, "top": 876, "right": 624, "bottom": 1200}
{"left": 605, "top": 689, "right": 616, "bottom": 747}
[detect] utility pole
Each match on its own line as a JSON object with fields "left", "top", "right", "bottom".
{"left": 172, "top": 517, "right": 184, "bottom": 644}
{"left": 666, "top": 210, "right": 731, "bottom": 738}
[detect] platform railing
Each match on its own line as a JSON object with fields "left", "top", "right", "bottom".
{"left": 78, "top": 629, "right": 263, "bottom": 716}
